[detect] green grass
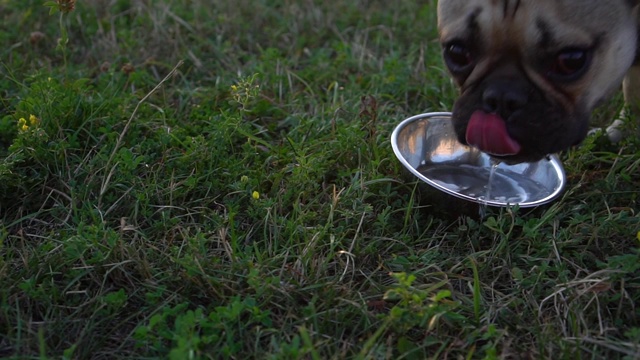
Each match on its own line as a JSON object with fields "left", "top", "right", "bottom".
{"left": 0, "top": 0, "right": 639, "bottom": 359}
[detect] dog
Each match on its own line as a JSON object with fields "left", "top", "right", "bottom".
{"left": 437, "top": 0, "right": 640, "bottom": 163}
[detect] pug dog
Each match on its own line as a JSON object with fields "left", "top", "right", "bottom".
{"left": 437, "top": 0, "right": 640, "bottom": 163}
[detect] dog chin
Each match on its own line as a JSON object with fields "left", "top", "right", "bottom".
{"left": 485, "top": 152, "right": 549, "bottom": 165}
{"left": 454, "top": 131, "right": 549, "bottom": 163}
{"left": 451, "top": 107, "right": 589, "bottom": 164}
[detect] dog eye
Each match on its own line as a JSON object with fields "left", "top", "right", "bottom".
{"left": 444, "top": 43, "right": 473, "bottom": 72}
{"left": 550, "top": 49, "right": 591, "bottom": 79}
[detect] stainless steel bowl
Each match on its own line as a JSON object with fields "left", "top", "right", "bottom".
{"left": 391, "top": 112, "right": 566, "bottom": 207}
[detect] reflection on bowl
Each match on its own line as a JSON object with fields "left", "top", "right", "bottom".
{"left": 391, "top": 112, "right": 566, "bottom": 207}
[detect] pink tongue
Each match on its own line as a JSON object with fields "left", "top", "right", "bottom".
{"left": 465, "top": 111, "right": 521, "bottom": 156}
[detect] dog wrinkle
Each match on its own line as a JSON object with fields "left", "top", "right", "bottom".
{"left": 466, "top": 7, "right": 483, "bottom": 36}
{"left": 535, "top": 18, "right": 553, "bottom": 50}
{"left": 502, "top": 0, "right": 522, "bottom": 20}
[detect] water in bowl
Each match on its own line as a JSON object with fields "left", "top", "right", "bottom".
{"left": 417, "top": 163, "right": 549, "bottom": 205}
{"left": 477, "top": 161, "right": 500, "bottom": 218}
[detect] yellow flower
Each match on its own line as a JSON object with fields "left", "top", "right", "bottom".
{"left": 18, "top": 115, "right": 39, "bottom": 132}
{"left": 18, "top": 118, "right": 29, "bottom": 132}
{"left": 252, "top": 191, "right": 260, "bottom": 200}
{"left": 231, "top": 85, "right": 238, "bottom": 92}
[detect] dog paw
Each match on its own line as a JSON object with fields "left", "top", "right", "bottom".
{"left": 604, "top": 119, "right": 626, "bottom": 143}
{"left": 589, "top": 108, "right": 634, "bottom": 143}
{"left": 587, "top": 127, "right": 604, "bottom": 138}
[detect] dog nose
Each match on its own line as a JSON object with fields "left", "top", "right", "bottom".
{"left": 482, "top": 83, "right": 528, "bottom": 118}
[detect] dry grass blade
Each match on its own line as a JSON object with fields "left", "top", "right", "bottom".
{"left": 99, "top": 60, "right": 184, "bottom": 204}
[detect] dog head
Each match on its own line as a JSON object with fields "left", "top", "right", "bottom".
{"left": 437, "top": 0, "right": 639, "bottom": 163}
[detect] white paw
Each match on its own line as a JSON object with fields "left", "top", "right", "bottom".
{"left": 587, "top": 127, "right": 604, "bottom": 137}
{"left": 605, "top": 119, "right": 626, "bottom": 144}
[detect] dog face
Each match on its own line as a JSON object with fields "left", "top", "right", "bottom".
{"left": 437, "top": 0, "right": 639, "bottom": 163}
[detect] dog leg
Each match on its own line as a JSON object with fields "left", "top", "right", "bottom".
{"left": 607, "top": 4, "right": 640, "bottom": 143}
{"left": 607, "top": 65, "right": 640, "bottom": 142}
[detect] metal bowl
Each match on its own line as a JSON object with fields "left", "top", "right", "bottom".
{"left": 391, "top": 112, "right": 566, "bottom": 207}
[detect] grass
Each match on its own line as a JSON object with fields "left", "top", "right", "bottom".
{"left": 0, "top": 0, "right": 639, "bottom": 358}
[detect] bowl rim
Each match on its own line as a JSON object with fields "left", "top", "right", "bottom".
{"left": 391, "top": 112, "right": 567, "bottom": 207}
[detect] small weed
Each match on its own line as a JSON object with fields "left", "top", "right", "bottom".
{"left": 133, "top": 297, "right": 273, "bottom": 359}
